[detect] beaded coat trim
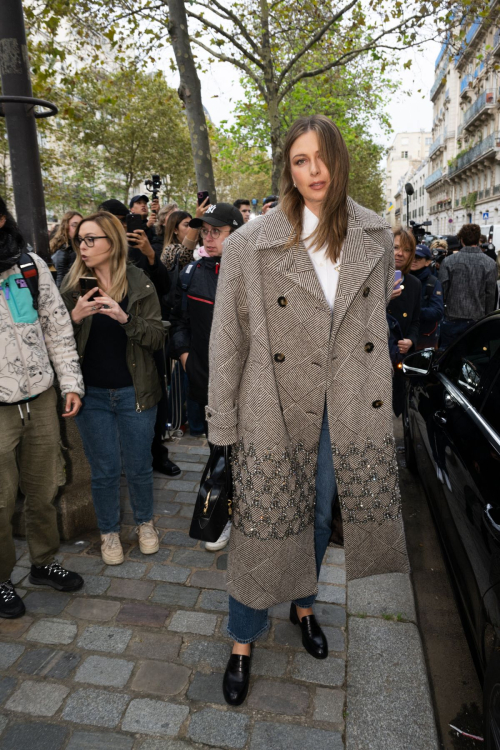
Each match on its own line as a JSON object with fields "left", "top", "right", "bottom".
{"left": 231, "top": 439, "right": 318, "bottom": 541}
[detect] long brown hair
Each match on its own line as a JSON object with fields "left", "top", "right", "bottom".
{"left": 393, "top": 226, "right": 416, "bottom": 275}
{"left": 49, "top": 210, "right": 82, "bottom": 253}
{"left": 163, "top": 210, "right": 192, "bottom": 249}
{"left": 62, "top": 211, "right": 129, "bottom": 302}
{"left": 280, "top": 115, "right": 350, "bottom": 262}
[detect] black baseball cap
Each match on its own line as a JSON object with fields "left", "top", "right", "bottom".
{"left": 129, "top": 195, "right": 149, "bottom": 208}
{"left": 415, "top": 244, "right": 431, "bottom": 259}
{"left": 189, "top": 202, "right": 244, "bottom": 229}
{"left": 100, "top": 199, "right": 129, "bottom": 217}
{"left": 263, "top": 195, "right": 278, "bottom": 206}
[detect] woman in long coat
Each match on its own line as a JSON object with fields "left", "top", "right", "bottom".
{"left": 206, "top": 115, "right": 409, "bottom": 705}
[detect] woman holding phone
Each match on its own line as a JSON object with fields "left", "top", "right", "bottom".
{"left": 206, "top": 115, "right": 409, "bottom": 706}
{"left": 61, "top": 211, "right": 164, "bottom": 565}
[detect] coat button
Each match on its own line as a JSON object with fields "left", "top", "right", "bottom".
{"left": 403, "top": 312, "right": 408, "bottom": 317}
{"left": 274, "top": 353, "right": 285, "bottom": 362}
{"left": 363, "top": 287, "right": 370, "bottom": 297}
{"left": 278, "top": 296, "right": 287, "bottom": 307}
{"left": 364, "top": 342, "right": 374, "bottom": 353}
{"left": 372, "top": 400, "right": 383, "bottom": 409}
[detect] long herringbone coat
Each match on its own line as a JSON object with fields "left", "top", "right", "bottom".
{"left": 206, "top": 198, "right": 409, "bottom": 609}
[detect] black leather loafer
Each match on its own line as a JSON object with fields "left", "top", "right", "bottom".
{"left": 152, "top": 448, "right": 181, "bottom": 476}
{"left": 290, "top": 602, "right": 328, "bottom": 659}
{"left": 222, "top": 653, "right": 251, "bottom": 706}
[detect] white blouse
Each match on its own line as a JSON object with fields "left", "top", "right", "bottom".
{"left": 301, "top": 206, "right": 342, "bottom": 310}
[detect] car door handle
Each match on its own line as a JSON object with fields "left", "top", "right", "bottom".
{"left": 485, "top": 504, "right": 500, "bottom": 535}
{"left": 434, "top": 410, "right": 447, "bottom": 426}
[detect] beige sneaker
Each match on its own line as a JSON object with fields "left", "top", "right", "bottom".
{"left": 101, "top": 533, "right": 124, "bottom": 565}
{"left": 137, "top": 521, "right": 160, "bottom": 555}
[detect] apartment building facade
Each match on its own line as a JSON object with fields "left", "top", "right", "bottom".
{"left": 385, "top": 132, "right": 431, "bottom": 227}
{"left": 426, "top": 9, "right": 500, "bottom": 234}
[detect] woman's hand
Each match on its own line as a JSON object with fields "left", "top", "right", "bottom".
{"left": 71, "top": 287, "right": 104, "bottom": 324}
{"left": 390, "top": 280, "right": 403, "bottom": 301}
{"left": 63, "top": 393, "right": 82, "bottom": 417}
{"left": 397, "top": 338, "right": 412, "bottom": 355}
{"left": 94, "top": 293, "right": 129, "bottom": 324}
{"left": 195, "top": 196, "right": 210, "bottom": 219}
{"left": 127, "top": 229, "right": 155, "bottom": 264}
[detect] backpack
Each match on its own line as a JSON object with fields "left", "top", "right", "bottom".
{"left": 18, "top": 251, "right": 40, "bottom": 310}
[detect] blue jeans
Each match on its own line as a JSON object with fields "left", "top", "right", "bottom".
{"left": 227, "top": 406, "right": 337, "bottom": 643}
{"left": 76, "top": 386, "right": 157, "bottom": 533}
{"left": 439, "top": 317, "right": 474, "bottom": 350}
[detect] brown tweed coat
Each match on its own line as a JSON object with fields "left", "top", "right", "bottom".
{"left": 206, "top": 198, "right": 409, "bottom": 609}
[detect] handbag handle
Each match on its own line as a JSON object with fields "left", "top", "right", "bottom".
{"left": 200, "top": 445, "right": 232, "bottom": 497}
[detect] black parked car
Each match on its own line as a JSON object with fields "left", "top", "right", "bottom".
{"left": 402, "top": 311, "right": 500, "bottom": 749}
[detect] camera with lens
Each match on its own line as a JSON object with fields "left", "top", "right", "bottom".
{"left": 144, "top": 174, "right": 162, "bottom": 210}
{"left": 409, "top": 219, "right": 432, "bottom": 243}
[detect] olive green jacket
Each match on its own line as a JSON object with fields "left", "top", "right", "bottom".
{"left": 62, "top": 264, "right": 164, "bottom": 412}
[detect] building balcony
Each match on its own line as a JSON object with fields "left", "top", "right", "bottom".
{"left": 460, "top": 74, "right": 473, "bottom": 99}
{"left": 455, "top": 19, "right": 484, "bottom": 67}
{"left": 430, "top": 63, "right": 448, "bottom": 101}
{"left": 425, "top": 167, "right": 444, "bottom": 189}
{"left": 460, "top": 90, "right": 496, "bottom": 132}
{"left": 448, "top": 131, "right": 500, "bottom": 177}
{"left": 429, "top": 132, "right": 445, "bottom": 157}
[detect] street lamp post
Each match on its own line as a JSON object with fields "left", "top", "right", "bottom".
{"left": 0, "top": 0, "right": 56, "bottom": 261}
{"left": 404, "top": 182, "right": 414, "bottom": 228}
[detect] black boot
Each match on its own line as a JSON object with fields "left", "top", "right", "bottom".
{"left": 29, "top": 562, "right": 84, "bottom": 592}
{"left": 222, "top": 653, "right": 251, "bottom": 706}
{"left": 0, "top": 580, "right": 26, "bottom": 619}
{"left": 152, "top": 446, "right": 181, "bottom": 476}
{"left": 290, "top": 603, "right": 328, "bottom": 659}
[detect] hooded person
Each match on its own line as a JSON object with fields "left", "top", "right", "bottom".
{"left": 0, "top": 197, "right": 85, "bottom": 619}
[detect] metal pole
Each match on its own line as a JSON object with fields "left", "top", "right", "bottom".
{"left": 0, "top": 0, "right": 50, "bottom": 260}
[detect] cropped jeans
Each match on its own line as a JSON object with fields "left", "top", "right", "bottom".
{"left": 76, "top": 386, "right": 157, "bottom": 534}
{"left": 227, "top": 406, "right": 337, "bottom": 643}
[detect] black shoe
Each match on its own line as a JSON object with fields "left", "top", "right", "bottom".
{"left": 290, "top": 603, "right": 328, "bottom": 659}
{"left": 29, "top": 562, "right": 84, "bottom": 592}
{"left": 223, "top": 653, "right": 251, "bottom": 706}
{"left": 152, "top": 448, "right": 181, "bottom": 476}
{"left": 0, "top": 580, "right": 26, "bottom": 619}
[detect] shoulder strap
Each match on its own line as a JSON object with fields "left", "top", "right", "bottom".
{"left": 181, "top": 261, "right": 198, "bottom": 311}
{"left": 18, "top": 252, "right": 40, "bottom": 310}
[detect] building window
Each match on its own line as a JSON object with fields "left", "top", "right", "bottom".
{"left": 401, "top": 151, "right": 408, "bottom": 158}
{"left": 425, "top": 138, "right": 432, "bottom": 145}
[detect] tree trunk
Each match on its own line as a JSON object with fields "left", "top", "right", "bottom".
{"left": 167, "top": 0, "right": 217, "bottom": 202}
{"left": 268, "top": 93, "right": 284, "bottom": 195}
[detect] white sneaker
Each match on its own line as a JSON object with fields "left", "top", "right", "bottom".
{"left": 101, "top": 533, "right": 124, "bottom": 565}
{"left": 205, "top": 520, "right": 232, "bottom": 552}
{"left": 137, "top": 521, "right": 160, "bottom": 554}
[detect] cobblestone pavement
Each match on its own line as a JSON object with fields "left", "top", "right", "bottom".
{"left": 0, "top": 436, "right": 347, "bottom": 750}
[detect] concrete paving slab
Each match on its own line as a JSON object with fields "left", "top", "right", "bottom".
{"left": 346, "top": 617, "right": 439, "bottom": 750}
{"left": 347, "top": 573, "right": 417, "bottom": 621}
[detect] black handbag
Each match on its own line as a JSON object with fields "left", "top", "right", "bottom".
{"left": 189, "top": 446, "right": 232, "bottom": 542}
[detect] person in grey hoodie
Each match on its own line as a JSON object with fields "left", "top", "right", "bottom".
{"left": 0, "top": 197, "right": 85, "bottom": 620}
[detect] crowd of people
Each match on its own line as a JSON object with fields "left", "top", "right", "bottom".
{"left": 1, "top": 113, "right": 499, "bottom": 708}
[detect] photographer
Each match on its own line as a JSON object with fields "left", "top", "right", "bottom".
{"left": 480, "top": 234, "right": 497, "bottom": 262}
{"left": 410, "top": 244, "right": 444, "bottom": 350}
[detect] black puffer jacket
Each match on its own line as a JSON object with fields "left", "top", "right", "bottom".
{"left": 170, "top": 255, "right": 220, "bottom": 405}
{"left": 52, "top": 244, "right": 76, "bottom": 288}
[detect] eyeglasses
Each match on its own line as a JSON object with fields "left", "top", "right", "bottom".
{"left": 200, "top": 227, "right": 230, "bottom": 239}
{"left": 77, "top": 236, "right": 108, "bottom": 248}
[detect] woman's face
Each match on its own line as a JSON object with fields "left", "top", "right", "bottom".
{"left": 77, "top": 220, "right": 111, "bottom": 270}
{"left": 290, "top": 130, "right": 330, "bottom": 211}
{"left": 68, "top": 215, "right": 82, "bottom": 240}
{"left": 394, "top": 235, "right": 411, "bottom": 272}
{"left": 175, "top": 218, "right": 191, "bottom": 244}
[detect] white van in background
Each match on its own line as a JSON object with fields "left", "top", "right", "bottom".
{"left": 480, "top": 225, "right": 500, "bottom": 254}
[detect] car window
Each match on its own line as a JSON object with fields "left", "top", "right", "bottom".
{"left": 481, "top": 369, "right": 500, "bottom": 437}
{"left": 441, "top": 319, "right": 500, "bottom": 407}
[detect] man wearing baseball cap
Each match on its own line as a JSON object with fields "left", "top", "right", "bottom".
{"left": 410, "top": 244, "right": 444, "bottom": 350}
{"left": 170, "top": 203, "right": 244, "bottom": 551}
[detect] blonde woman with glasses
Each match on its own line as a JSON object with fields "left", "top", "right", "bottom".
{"left": 61, "top": 211, "right": 164, "bottom": 565}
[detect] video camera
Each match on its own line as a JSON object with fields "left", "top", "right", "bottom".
{"left": 144, "top": 174, "right": 162, "bottom": 212}
{"left": 409, "top": 219, "right": 432, "bottom": 243}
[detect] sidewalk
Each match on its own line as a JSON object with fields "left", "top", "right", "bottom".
{"left": 0, "top": 434, "right": 436, "bottom": 749}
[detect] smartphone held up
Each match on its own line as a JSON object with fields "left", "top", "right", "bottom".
{"left": 79, "top": 277, "right": 99, "bottom": 300}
